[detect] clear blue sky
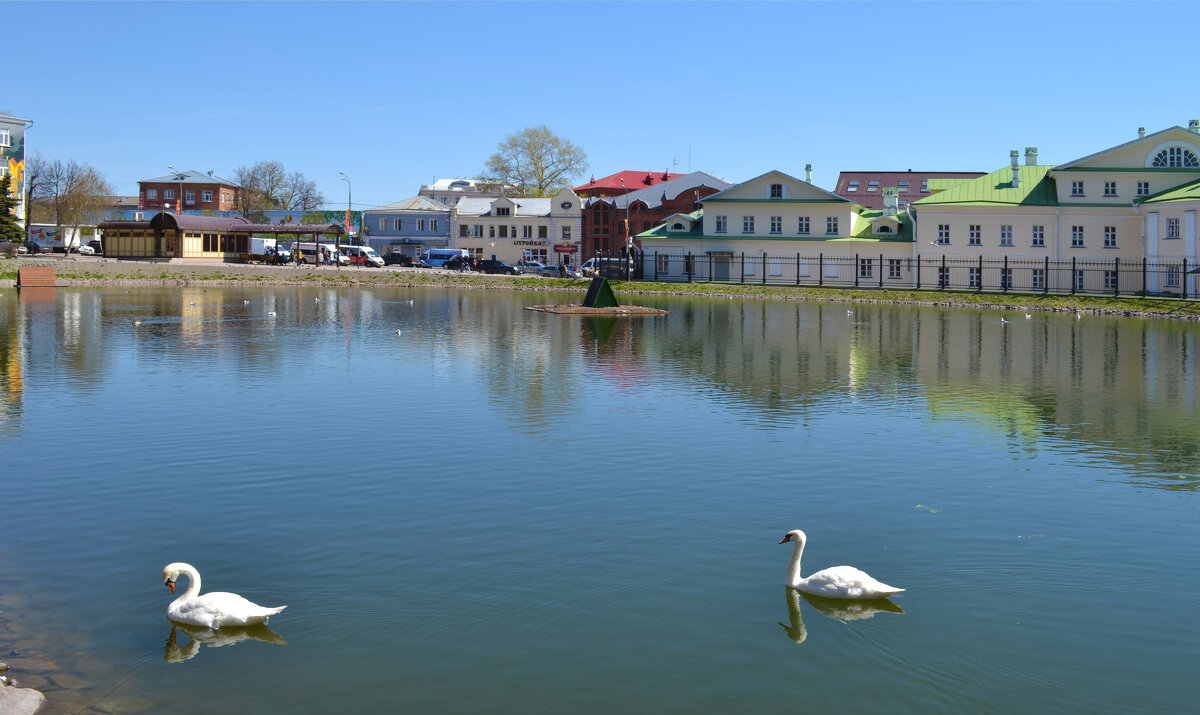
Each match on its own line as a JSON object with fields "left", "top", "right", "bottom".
{"left": 12, "top": 1, "right": 1198, "bottom": 210}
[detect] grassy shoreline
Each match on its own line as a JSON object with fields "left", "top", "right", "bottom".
{"left": 4, "top": 256, "right": 1199, "bottom": 320}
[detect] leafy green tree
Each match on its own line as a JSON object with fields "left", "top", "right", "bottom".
{"left": 483, "top": 125, "right": 588, "bottom": 197}
{"left": 0, "top": 181, "right": 24, "bottom": 243}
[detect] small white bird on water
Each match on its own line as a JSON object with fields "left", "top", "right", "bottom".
{"left": 405, "top": 299, "right": 414, "bottom": 305}
{"left": 1000, "top": 317, "right": 1010, "bottom": 324}
{"left": 846, "top": 309, "right": 854, "bottom": 316}
{"left": 243, "top": 300, "right": 250, "bottom": 305}
{"left": 267, "top": 311, "right": 276, "bottom": 317}
{"left": 396, "top": 329, "right": 402, "bottom": 336}
{"left": 1024, "top": 313, "right": 1032, "bottom": 319}
{"left": 133, "top": 320, "right": 143, "bottom": 326}
{"left": 779, "top": 530, "right": 903, "bottom": 600}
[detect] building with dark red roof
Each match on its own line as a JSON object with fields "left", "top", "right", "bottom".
{"left": 581, "top": 171, "right": 731, "bottom": 256}
{"left": 574, "top": 170, "right": 687, "bottom": 199}
{"left": 834, "top": 170, "right": 985, "bottom": 210}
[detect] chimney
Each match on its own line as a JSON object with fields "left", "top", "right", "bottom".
{"left": 1190, "top": 120, "right": 1200, "bottom": 134}
{"left": 1024, "top": 147, "right": 1038, "bottom": 166}
{"left": 1138, "top": 127, "right": 1146, "bottom": 139}
{"left": 805, "top": 163, "right": 812, "bottom": 183}
{"left": 1010, "top": 150, "right": 1020, "bottom": 188}
{"left": 882, "top": 188, "right": 898, "bottom": 217}
{"left": 207, "top": 170, "right": 214, "bottom": 177}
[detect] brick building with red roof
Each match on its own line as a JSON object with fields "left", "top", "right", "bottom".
{"left": 834, "top": 170, "right": 985, "bottom": 211}
{"left": 574, "top": 170, "right": 686, "bottom": 199}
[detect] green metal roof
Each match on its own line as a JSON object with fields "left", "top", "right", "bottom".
{"left": 912, "top": 165, "right": 1057, "bottom": 207}
{"left": 1138, "top": 177, "right": 1200, "bottom": 204}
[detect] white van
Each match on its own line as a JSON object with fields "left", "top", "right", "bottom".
{"left": 341, "top": 245, "right": 384, "bottom": 267}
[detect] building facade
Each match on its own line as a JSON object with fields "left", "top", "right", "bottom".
{"left": 418, "top": 178, "right": 505, "bottom": 207}
{"left": 581, "top": 171, "right": 732, "bottom": 257}
{"left": 362, "top": 196, "right": 451, "bottom": 256}
{"left": 0, "top": 110, "right": 33, "bottom": 228}
{"left": 452, "top": 187, "right": 581, "bottom": 265}
{"left": 138, "top": 169, "right": 240, "bottom": 213}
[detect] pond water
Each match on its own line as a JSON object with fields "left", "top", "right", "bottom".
{"left": 0, "top": 285, "right": 1197, "bottom": 713}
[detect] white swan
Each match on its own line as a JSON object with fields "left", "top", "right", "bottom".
{"left": 162, "top": 562, "right": 287, "bottom": 629}
{"left": 779, "top": 530, "right": 904, "bottom": 599}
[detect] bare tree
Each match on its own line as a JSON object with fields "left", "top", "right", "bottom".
{"left": 29, "top": 158, "right": 111, "bottom": 250}
{"left": 483, "top": 125, "right": 588, "bottom": 197}
{"left": 234, "top": 161, "right": 325, "bottom": 215}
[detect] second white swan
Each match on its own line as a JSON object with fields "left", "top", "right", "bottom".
{"left": 779, "top": 529, "right": 904, "bottom": 599}
{"left": 162, "top": 562, "right": 287, "bottom": 629}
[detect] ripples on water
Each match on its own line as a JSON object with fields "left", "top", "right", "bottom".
{"left": 0, "top": 286, "right": 1197, "bottom": 712}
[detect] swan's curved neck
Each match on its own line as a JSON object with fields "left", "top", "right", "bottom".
{"left": 171, "top": 565, "right": 201, "bottom": 610}
{"left": 787, "top": 538, "right": 805, "bottom": 586}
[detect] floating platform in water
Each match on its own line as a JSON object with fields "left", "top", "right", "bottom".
{"left": 524, "top": 304, "right": 670, "bottom": 316}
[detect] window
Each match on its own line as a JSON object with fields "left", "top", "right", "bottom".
{"left": 769, "top": 183, "right": 783, "bottom": 198}
{"left": 1032, "top": 225, "right": 1045, "bottom": 247}
{"left": 867, "top": 180, "right": 879, "bottom": 192}
{"left": 685, "top": 255, "right": 696, "bottom": 274}
{"left": 1104, "top": 226, "right": 1117, "bottom": 248}
{"left": 1071, "top": 225, "right": 1084, "bottom": 247}
{"left": 488, "top": 225, "right": 495, "bottom": 238}
{"left": 459, "top": 224, "right": 469, "bottom": 237}
{"left": 185, "top": 190, "right": 195, "bottom": 205}
{"left": 715, "top": 215, "right": 727, "bottom": 233}
{"left": 498, "top": 225, "right": 507, "bottom": 238}
{"left": 431, "top": 219, "right": 438, "bottom": 232}
{"left": 380, "top": 218, "right": 389, "bottom": 231}
{"left": 1000, "top": 268, "right": 1012, "bottom": 290}
{"left": 1071, "top": 181, "right": 1084, "bottom": 196}
{"left": 1032, "top": 268, "right": 1046, "bottom": 290}
{"left": 1104, "top": 181, "right": 1117, "bottom": 197}
{"left": 562, "top": 227, "right": 571, "bottom": 240}
{"left": 937, "top": 224, "right": 950, "bottom": 245}
{"left": 770, "top": 216, "right": 782, "bottom": 233}
{"left": 938, "top": 266, "right": 949, "bottom": 288}
{"left": 1104, "top": 270, "right": 1118, "bottom": 291}
{"left": 888, "top": 259, "right": 901, "bottom": 279}
{"left": 742, "top": 216, "right": 755, "bottom": 233}
{"left": 202, "top": 190, "right": 213, "bottom": 202}
{"left": 826, "top": 217, "right": 838, "bottom": 234}
{"left": 920, "top": 180, "right": 930, "bottom": 193}
{"left": 496, "top": 206, "right": 511, "bottom": 216}
{"left": 968, "top": 267, "right": 981, "bottom": 288}
{"left": 1166, "top": 265, "right": 1181, "bottom": 288}
{"left": 859, "top": 258, "right": 873, "bottom": 278}
{"left": 1074, "top": 269, "right": 1086, "bottom": 291}
{"left": 1000, "top": 225, "right": 1013, "bottom": 247}
{"left": 417, "top": 219, "right": 426, "bottom": 231}
{"left": 798, "top": 216, "right": 810, "bottom": 234}
{"left": 968, "top": 225, "right": 981, "bottom": 246}
{"left": 1137, "top": 181, "right": 1150, "bottom": 196}
{"left": 846, "top": 186, "right": 858, "bottom": 192}
{"left": 538, "top": 226, "right": 548, "bottom": 238}
{"left": 523, "top": 225, "right": 532, "bottom": 238}
{"left": 146, "top": 189, "right": 158, "bottom": 199}
{"left": 1166, "top": 217, "right": 1181, "bottom": 238}
{"left": 1152, "top": 146, "right": 1200, "bottom": 168}
{"left": 0, "top": 129, "right": 9, "bottom": 147}
{"left": 164, "top": 189, "right": 175, "bottom": 200}
{"left": 657, "top": 254, "right": 669, "bottom": 273}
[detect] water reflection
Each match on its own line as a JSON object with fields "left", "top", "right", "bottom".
{"left": 778, "top": 587, "right": 904, "bottom": 645}
{"left": 164, "top": 623, "right": 286, "bottom": 663}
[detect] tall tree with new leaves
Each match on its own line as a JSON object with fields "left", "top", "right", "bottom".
{"left": 483, "top": 126, "right": 588, "bottom": 197}
{"left": 233, "top": 160, "right": 325, "bottom": 217}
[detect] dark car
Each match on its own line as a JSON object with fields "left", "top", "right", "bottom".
{"left": 443, "top": 256, "right": 476, "bottom": 271}
{"left": 89, "top": 239, "right": 104, "bottom": 255}
{"left": 383, "top": 252, "right": 413, "bottom": 267}
{"left": 476, "top": 259, "right": 519, "bottom": 275}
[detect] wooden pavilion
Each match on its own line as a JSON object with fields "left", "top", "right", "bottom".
{"left": 97, "top": 214, "right": 345, "bottom": 260}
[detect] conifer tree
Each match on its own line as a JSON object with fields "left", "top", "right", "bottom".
{"left": 0, "top": 181, "right": 24, "bottom": 243}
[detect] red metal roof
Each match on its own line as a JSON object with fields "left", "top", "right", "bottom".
{"left": 575, "top": 170, "right": 687, "bottom": 196}
{"left": 834, "top": 171, "right": 986, "bottom": 210}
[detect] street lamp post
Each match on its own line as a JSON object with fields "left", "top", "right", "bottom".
{"left": 339, "top": 171, "right": 352, "bottom": 271}
{"left": 166, "top": 164, "right": 182, "bottom": 215}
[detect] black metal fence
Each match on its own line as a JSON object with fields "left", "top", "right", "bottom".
{"left": 588, "top": 250, "right": 1198, "bottom": 299}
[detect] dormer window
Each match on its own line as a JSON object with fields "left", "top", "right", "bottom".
{"left": 495, "top": 206, "right": 511, "bottom": 216}
{"left": 769, "top": 183, "right": 783, "bottom": 198}
{"left": 867, "top": 180, "right": 879, "bottom": 192}
{"left": 1152, "top": 146, "right": 1199, "bottom": 168}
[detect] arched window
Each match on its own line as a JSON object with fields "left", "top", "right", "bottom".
{"left": 876, "top": 225, "right": 892, "bottom": 234}
{"left": 1152, "top": 146, "right": 1199, "bottom": 168}
{"left": 671, "top": 223, "right": 684, "bottom": 230}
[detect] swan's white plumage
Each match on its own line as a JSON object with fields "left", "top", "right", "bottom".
{"left": 162, "top": 562, "right": 286, "bottom": 629}
{"left": 779, "top": 529, "right": 904, "bottom": 600}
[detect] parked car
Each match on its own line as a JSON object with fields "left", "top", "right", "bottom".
{"left": 89, "top": 239, "right": 103, "bottom": 255}
{"left": 539, "top": 264, "right": 584, "bottom": 278}
{"left": 443, "top": 256, "right": 476, "bottom": 271}
{"left": 476, "top": 259, "right": 519, "bottom": 275}
{"left": 77, "top": 244, "right": 95, "bottom": 255}
{"left": 517, "top": 260, "right": 547, "bottom": 274}
{"left": 16, "top": 244, "right": 28, "bottom": 254}
{"left": 383, "top": 252, "right": 413, "bottom": 267}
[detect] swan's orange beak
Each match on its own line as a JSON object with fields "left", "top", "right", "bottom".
{"left": 166, "top": 580, "right": 176, "bottom": 594}
{"left": 778, "top": 535, "right": 791, "bottom": 544}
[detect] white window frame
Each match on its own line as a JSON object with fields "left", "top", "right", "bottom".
{"left": 858, "top": 258, "right": 873, "bottom": 278}
{"left": 1166, "top": 217, "right": 1182, "bottom": 239}
{"left": 968, "top": 224, "right": 981, "bottom": 246}
{"left": 888, "top": 259, "right": 901, "bottom": 279}
{"left": 769, "top": 183, "right": 783, "bottom": 198}
{"left": 431, "top": 219, "right": 439, "bottom": 232}
{"left": 1032, "top": 225, "right": 1045, "bottom": 247}
{"left": 769, "top": 216, "right": 782, "bottom": 234}
{"left": 1103, "top": 181, "right": 1117, "bottom": 197}
{"left": 1000, "top": 268, "right": 1012, "bottom": 289}
{"left": 937, "top": 224, "right": 950, "bottom": 245}
{"left": 798, "top": 216, "right": 810, "bottom": 234}
{"left": 715, "top": 215, "right": 727, "bottom": 233}
{"left": 656, "top": 254, "right": 670, "bottom": 273}
{"left": 1074, "top": 269, "right": 1086, "bottom": 291}
{"left": 1071, "top": 225, "right": 1085, "bottom": 247}
{"left": 1104, "top": 226, "right": 1117, "bottom": 248}
{"left": 1104, "top": 270, "right": 1118, "bottom": 291}
{"left": 202, "top": 190, "right": 213, "bottom": 202}
{"left": 968, "top": 266, "right": 981, "bottom": 288}
{"left": 0, "top": 129, "right": 9, "bottom": 147}
{"left": 147, "top": 189, "right": 158, "bottom": 199}
{"left": 826, "top": 217, "right": 838, "bottom": 235}
{"left": 1137, "top": 181, "right": 1150, "bottom": 196}
{"left": 417, "top": 218, "right": 426, "bottom": 231}
{"left": 1071, "top": 181, "right": 1084, "bottom": 197}
{"left": 1032, "top": 268, "right": 1046, "bottom": 290}
{"left": 185, "top": 190, "right": 195, "bottom": 204}
{"left": 1000, "top": 225, "right": 1013, "bottom": 247}
{"left": 380, "top": 218, "right": 389, "bottom": 231}
{"left": 164, "top": 189, "right": 175, "bottom": 200}
{"left": 1166, "top": 265, "right": 1181, "bottom": 288}
{"left": 742, "top": 216, "right": 754, "bottom": 233}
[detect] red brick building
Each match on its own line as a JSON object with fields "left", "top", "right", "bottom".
{"left": 574, "top": 170, "right": 686, "bottom": 199}
{"left": 138, "top": 169, "right": 240, "bottom": 212}
{"left": 833, "top": 170, "right": 985, "bottom": 211}
{"left": 581, "top": 171, "right": 731, "bottom": 256}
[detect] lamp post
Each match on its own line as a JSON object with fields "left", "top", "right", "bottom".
{"left": 339, "top": 171, "right": 351, "bottom": 271}
{"left": 166, "top": 164, "right": 182, "bottom": 215}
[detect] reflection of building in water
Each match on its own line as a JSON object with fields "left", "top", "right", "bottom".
{"left": 0, "top": 296, "right": 26, "bottom": 426}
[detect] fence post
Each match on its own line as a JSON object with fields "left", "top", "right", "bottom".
{"left": 1185, "top": 258, "right": 1190, "bottom": 300}
{"left": 762, "top": 252, "right": 767, "bottom": 285}
{"left": 1142, "top": 257, "right": 1147, "bottom": 297}
{"left": 709, "top": 251, "right": 713, "bottom": 283}
{"left": 916, "top": 255, "right": 921, "bottom": 290}
{"left": 941, "top": 254, "right": 946, "bottom": 290}
{"left": 1114, "top": 257, "right": 1120, "bottom": 297}
{"left": 855, "top": 253, "right": 860, "bottom": 287}
{"left": 978, "top": 254, "right": 984, "bottom": 292}
{"left": 796, "top": 253, "right": 801, "bottom": 285}
{"left": 687, "top": 251, "right": 693, "bottom": 283}
{"left": 653, "top": 251, "right": 658, "bottom": 281}
{"left": 1044, "top": 256, "right": 1049, "bottom": 294}
{"left": 1071, "top": 256, "right": 1077, "bottom": 294}
{"left": 819, "top": 253, "right": 824, "bottom": 286}
{"left": 1003, "top": 255, "right": 1008, "bottom": 292}
{"left": 741, "top": 252, "right": 745, "bottom": 284}
{"left": 879, "top": 253, "right": 884, "bottom": 288}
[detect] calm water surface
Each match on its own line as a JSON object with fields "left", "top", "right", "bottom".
{"left": 1, "top": 285, "right": 1198, "bottom": 713}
